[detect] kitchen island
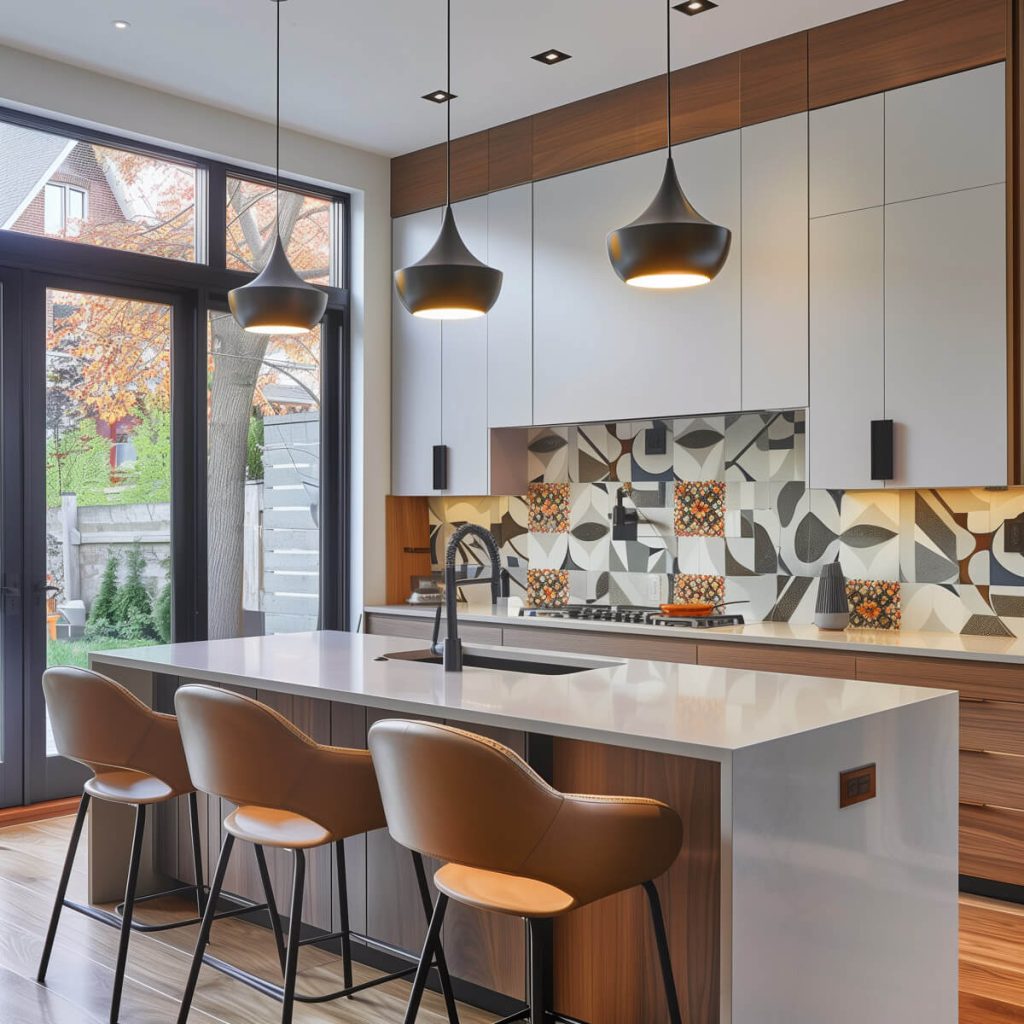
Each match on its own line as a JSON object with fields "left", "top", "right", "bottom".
{"left": 88, "top": 630, "right": 957, "bottom": 1024}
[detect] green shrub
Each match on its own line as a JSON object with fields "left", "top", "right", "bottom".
{"left": 111, "top": 545, "right": 159, "bottom": 642}
{"left": 247, "top": 415, "right": 264, "bottom": 481}
{"left": 88, "top": 553, "right": 119, "bottom": 628}
{"left": 153, "top": 581, "right": 172, "bottom": 643}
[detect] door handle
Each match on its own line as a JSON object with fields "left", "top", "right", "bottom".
{"left": 0, "top": 578, "right": 19, "bottom": 613}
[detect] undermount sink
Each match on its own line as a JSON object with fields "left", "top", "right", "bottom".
{"left": 376, "top": 648, "right": 618, "bottom": 676}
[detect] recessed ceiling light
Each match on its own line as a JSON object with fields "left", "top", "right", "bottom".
{"left": 674, "top": 0, "right": 717, "bottom": 14}
{"left": 422, "top": 90, "right": 456, "bottom": 104}
{"left": 112, "top": 19, "right": 131, "bottom": 29}
{"left": 531, "top": 49, "right": 572, "bottom": 66}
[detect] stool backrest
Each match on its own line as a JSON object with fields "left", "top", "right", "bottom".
{"left": 42, "top": 666, "right": 191, "bottom": 791}
{"left": 367, "top": 719, "right": 563, "bottom": 872}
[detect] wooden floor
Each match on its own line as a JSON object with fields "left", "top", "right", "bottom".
{"left": 2, "top": 816, "right": 1024, "bottom": 1023}
{"left": 0, "top": 814, "right": 491, "bottom": 1024}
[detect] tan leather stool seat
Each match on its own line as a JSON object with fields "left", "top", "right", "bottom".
{"left": 434, "top": 863, "right": 575, "bottom": 917}
{"left": 84, "top": 769, "right": 181, "bottom": 805}
{"left": 224, "top": 805, "right": 332, "bottom": 849}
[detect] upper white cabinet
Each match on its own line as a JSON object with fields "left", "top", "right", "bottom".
{"left": 487, "top": 184, "right": 533, "bottom": 428}
{"left": 741, "top": 113, "right": 809, "bottom": 411}
{"left": 441, "top": 196, "right": 490, "bottom": 495}
{"left": 533, "top": 132, "right": 741, "bottom": 426}
{"left": 884, "top": 184, "right": 1007, "bottom": 488}
{"left": 885, "top": 63, "right": 1005, "bottom": 204}
{"left": 392, "top": 208, "right": 442, "bottom": 496}
{"left": 809, "top": 94, "right": 884, "bottom": 218}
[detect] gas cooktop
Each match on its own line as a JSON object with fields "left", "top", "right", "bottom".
{"left": 520, "top": 605, "right": 744, "bottom": 629}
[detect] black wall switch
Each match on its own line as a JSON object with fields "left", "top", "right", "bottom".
{"left": 1006, "top": 514, "right": 1024, "bottom": 554}
{"left": 432, "top": 445, "right": 448, "bottom": 491}
{"left": 645, "top": 423, "right": 668, "bottom": 456}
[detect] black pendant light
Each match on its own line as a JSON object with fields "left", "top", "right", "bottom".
{"left": 395, "top": 0, "right": 502, "bottom": 320}
{"left": 607, "top": 0, "right": 731, "bottom": 288}
{"left": 229, "top": 0, "right": 327, "bottom": 334}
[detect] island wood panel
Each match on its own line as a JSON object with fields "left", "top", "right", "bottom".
{"left": 962, "top": 750, "right": 1024, "bottom": 813}
{"left": 488, "top": 117, "right": 533, "bottom": 192}
{"left": 551, "top": 739, "right": 720, "bottom": 1024}
{"left": 807, "top": 0, "right": 1006, "bottom": 109}
{"left": 855, "top": 653, "right": 1024, "bottom": 703}
{"left": 961, "top": 700, "right": 1024, "bottom": 756}
{"left": 739, "top": 32, "right": 808, "bottom": 126}
{"left": 385, "top": 495, "right": 431, "bottom": 605}
{"left": 961, "top": 803, "right": 1024, "bottom": 887}
{"left": 439, "top": 722, "right": 527, "bottom": 1000}
{"left": 695, "top": 641, "right": 857, "bottom": 679}
{"left": 331, "top": 701, "right": 370, "bottom": 938}
{"left": 501, "top": 624, "right": 697, "bottom": 663}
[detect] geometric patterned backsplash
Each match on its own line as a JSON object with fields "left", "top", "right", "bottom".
{"left": 428, "top": 410, "right": 1024, "bottom": 636}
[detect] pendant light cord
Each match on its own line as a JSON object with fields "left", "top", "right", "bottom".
{"left": 276, "top": 0, "right": 282, "bottom": 239}
{"left": 665, "top": 0, "right": 672, "bottom": 154}
{"left": 446, "top": 0, "right": 452, "bottom": 208}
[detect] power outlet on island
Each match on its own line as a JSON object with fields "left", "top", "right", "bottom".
{"left": 839, "top": 764, "right": 876, "bottom": 808}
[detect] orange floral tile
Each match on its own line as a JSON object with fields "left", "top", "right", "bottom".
{"left": 674, "top": 481, "right": 725, "bottom": 538}
{"left": 526, "top": 569, "right": 570, "bottom": 609}
{"left": 528, "top": 483, "right": 570, "bottom": 534}
{"left": 846, "top": 579, "right": 901, "bottom": 630}
{"left": 673, "top": 574, "right": 726, "bottom": 605}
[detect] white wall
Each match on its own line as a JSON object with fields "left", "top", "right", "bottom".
{"left": 0, "top": 43, "right": 391, "bottom": 626}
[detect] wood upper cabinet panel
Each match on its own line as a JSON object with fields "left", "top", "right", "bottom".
{"left": 885, "top": 63, "right": 1006, "bottom": 204}
{"left": 696, "top": 642, "right": 857, "bottom": 680}
{"left": 671, "top": 53, "right": 741, "bottom": 143}
{"left": 855, "top": 654, "right": 1024, "bottom": 704}
{"left": 451, "top": 131, "right": 490, "bottom": 201}
{"left": 740, "top": 32, "right": 808, "bottom": 126}
{"left": 384, "top": 496, "right": 431, "bottom": 605}
{"left": 741, "top": 112, "right": 809, "bottom": 411}
{"left": 809, "top": 94, "right": 884, "bottom": 217}
{"left": 391, "top": 145, "right": 446, "bottom": 219}
{"left": 489, "top": 117, "right": 533, "bottom": 192}
{"left": 808, "top": 0, "right": 1006, "bottom": 109}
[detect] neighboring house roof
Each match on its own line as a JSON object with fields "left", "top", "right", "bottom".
{"left": 261, "top": 382, "right": 317, "bottom": 408}
{"left": 0, "top": 123, "right": 75, "bottom": 229}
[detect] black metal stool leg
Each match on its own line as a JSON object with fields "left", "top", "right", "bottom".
{"left": 177, "top": 834, "right": 235, "bottom": 1024}
{"left": 411, "top": 852, "right": 460, "bottom": 1024}
{"left": 643, "top": 880, "right": 683, "bottom": 1024}
{"left": 37, "top": 792, "right": 90, "bottom": 983}
{"left": 280, "top": 849, "right": 306, "bottom": 1024}
{"left": 402, "top": 892, "right": 448, "bottom": 1024}
{"left": 527, "top": 917, "right": 552, "bottom": 1024}
{"left": 254, "top": 844, "right": 287, "bottom": 975}
{"left": 187, "top": 793, "right": 206, "bottom": 917}
{"left": 109, "top": 803, "right": 146, "bottom": 1024}
{"left": 335, "top": 840, "right": 354, "bottom": 995}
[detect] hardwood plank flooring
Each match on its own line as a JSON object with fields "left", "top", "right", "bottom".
{"left": 0, "top": 815, "right": 491, "bottom": 1024}
{"left": 6, "top": 816, "right": 1024, "bottom": 1022}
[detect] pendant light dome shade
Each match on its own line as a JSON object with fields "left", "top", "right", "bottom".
{"left": 229, "top": 237, "right": 328, "bottom": 334}
{"left": 608, "top": 156, "right": 731, "bottom": 289}
{"left": 395, "top": 206, "right": 503, "bottom": 320}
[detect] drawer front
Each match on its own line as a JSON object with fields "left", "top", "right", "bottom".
{"left": 501, "top": 626, "right": 697, "bottom": 664}
{"left": 961, "top": 700, "right": 1024, "bottom": 756}
{"left": 856, "top": 654, "right": 1024, "bottom": 703}
{"left": 364, "top": 614, "right": 502, "bottom": 646}
{"left": 961, "top": 803, "right": 1024, "bottom": 887}
{"left": 697, "top": 642, "right": 857, "bottom": 679}
{"left": 961, "top": 750, "right": 1024, "bottom": 812}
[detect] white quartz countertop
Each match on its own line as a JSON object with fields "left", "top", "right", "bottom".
{"left": 364, "top": 603, "right": 1024, "bottom": 664}
{"left": 91, "top": 630, "right": 950, "bottom": 761}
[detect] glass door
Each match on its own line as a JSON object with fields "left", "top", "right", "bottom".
{"left": 21, "top": 276, "right": 179, "bottom": 802}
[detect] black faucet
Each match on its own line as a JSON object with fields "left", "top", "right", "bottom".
{"left": 430, "top": 523, "right": 508, "bottom": 672}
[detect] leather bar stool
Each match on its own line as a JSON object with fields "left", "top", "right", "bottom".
{"left": 173, "top": 684, "right": 460, "bottom": 1024}
{"left": 368, "top": 720, "right": 685, "bottom": 1024}
{"left": 39, "top": 667, "right": 272, "bottom": 1024}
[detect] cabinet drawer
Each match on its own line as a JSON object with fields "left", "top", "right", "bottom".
{"left": 961, "top": 803, "right": 1024, "bottom": 887}
{"left": 961, "top": 701, "right": 1024, "bottom": 757}
{"left": 697, "top": 642, "right": 857, "bottom": 679}
{"left": 855, "top": 655, "right": 1024, "bottom": 704}
{"left": 961, "top": 750, "right": 1024, "bottom": 812}
{"left": 364, "top": 614, "right": 502, "bottom": 646}
{"left": 501, "top": 626, "right": 697, "bottom": 664}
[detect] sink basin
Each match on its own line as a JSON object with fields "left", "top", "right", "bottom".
{"left": 376, "top": 648, "right": 618, "bottom": 676}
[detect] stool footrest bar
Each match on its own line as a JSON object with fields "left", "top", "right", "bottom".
{"left": 63, "top": 891, "right": 268, "bottom": 934}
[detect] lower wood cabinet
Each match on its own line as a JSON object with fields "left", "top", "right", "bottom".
{"left": 696, "top": 641, "right": 856, "bottom": 679}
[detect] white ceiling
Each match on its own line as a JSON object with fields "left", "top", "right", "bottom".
{"left": 0, "top": 0, "right": 900, "bottom": 157}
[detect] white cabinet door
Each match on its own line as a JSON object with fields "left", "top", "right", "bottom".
{"left": 487, "top": 184, "right": 533, "bottom": 427}
{"left": 441, "top": 196, "right": 490, "bottom": 494}
{"left": 741, "top": 112, "right": 809, "bottom": 411}
{"left": 885, "top": 184, "right": 1007, "bottom": 488}
{"left": 392, "top": 208, "right": 442, "bottom": 495}
{"left": 809, "top": 94, "right": 884, "bottom": 218}
{"left": 808, "top": 208, "right": 884, "bottom": 490}
{"left": 885, "top": 63, "right": 1005, "bottom": 204}
{"left": 533, "top": 134, "right": 741, "bottom": 425}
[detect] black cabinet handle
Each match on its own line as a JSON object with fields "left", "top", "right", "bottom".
{"left": 433, "top": 445, "right": 449, "bottom": 491}
{"left": 871, "top": 420, "right": 894, "bottom": 481}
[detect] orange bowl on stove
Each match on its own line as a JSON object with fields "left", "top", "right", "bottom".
{"left": 660, "top": 602, "right": 716, "bottom": 618}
